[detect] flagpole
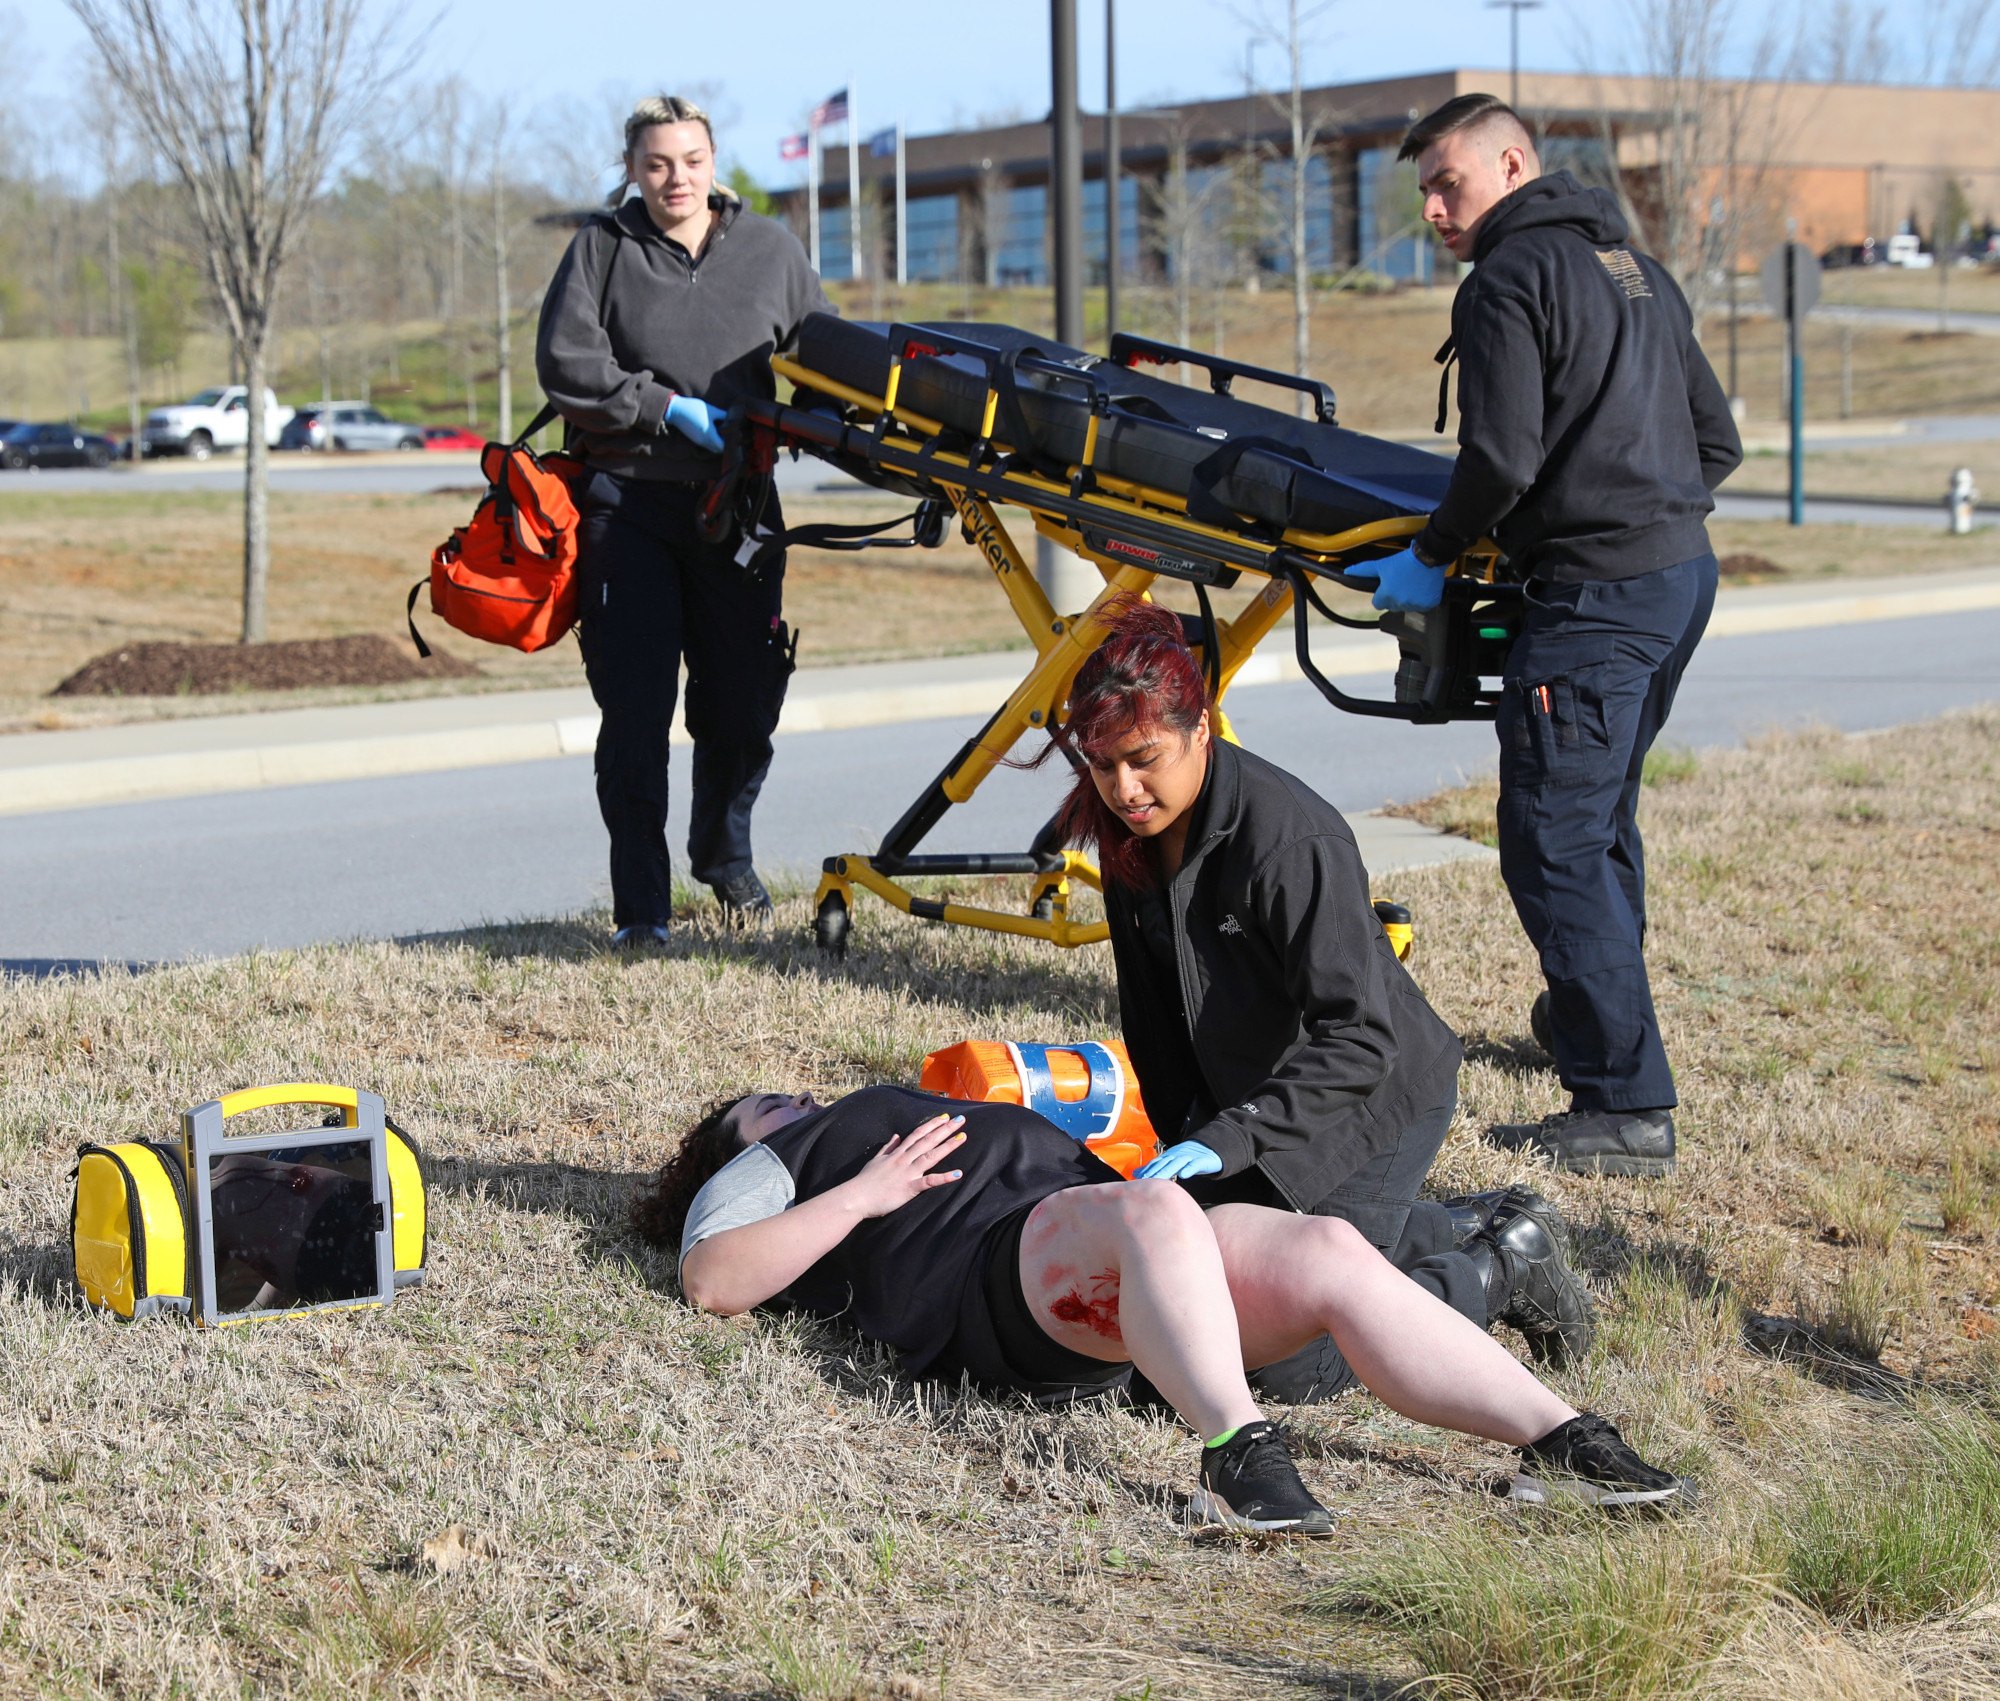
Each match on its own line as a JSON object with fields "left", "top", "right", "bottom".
{"left": 808, "top": 118, "right": 821, "bottom": 274}
{"left": 895, "top": 121, "right": 907, "bottom": 286}
{"left": 847, "top": 79, "right": 864, "bottom": 280}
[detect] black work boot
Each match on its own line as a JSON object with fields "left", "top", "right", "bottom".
{"left": 1486, "top": 1107, "right": 1677, "bottom": 1178}
{"left": 1436, "top": 1183, "right": 1562, "bottom": 1252}
{"left": 1463, "top": 1192, "right": 1596, "bottom": 1367}
{"left": 708, "top": 870, "right": 774, "bottom": 925}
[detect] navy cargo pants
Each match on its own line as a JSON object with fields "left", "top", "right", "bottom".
{"left": 575, "top": 471, "right": 795, "bottom": 927}
{"left": 1496, "top": 553, "right": 1718, "bottom": 1112}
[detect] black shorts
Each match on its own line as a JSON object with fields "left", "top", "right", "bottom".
{"left": 935, "top": 1204, "right": 1132, "bottom": 1405}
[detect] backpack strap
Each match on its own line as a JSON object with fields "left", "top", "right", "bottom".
{"left": 406, "top": 579, "right": 433, "bottom": 659}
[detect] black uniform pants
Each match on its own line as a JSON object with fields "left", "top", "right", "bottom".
{"left": 1496, "top": 554, "right": 1718, "bottom": 1112}
{"left": 1180, "top": 1091, "right": 1485, "bottom": 1404}
{"left": 575, "top": 471, "right": 793, "bottom": 926}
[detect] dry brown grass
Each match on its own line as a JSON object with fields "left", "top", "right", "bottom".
{"left": 2, "top": 709, "right": 1998, "bottom": 1695}
{"left": 1728, "top": 438, "right": 2000, "bottom": 505}
{"left": 0, "top": 485, "right": 1027, "bottom": 732}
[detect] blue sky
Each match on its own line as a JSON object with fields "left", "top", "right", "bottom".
{"left": 1, "top": 0, "right": 1959, "bottom": 192}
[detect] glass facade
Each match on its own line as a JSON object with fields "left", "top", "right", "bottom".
{"left": 995, "top": 183, "right": 1048, "bottom": 285}
{"left": 903, "top": 193, "right": 959, "bottom": 281}
{"left": 819, "top": 204, "right": 854, "bottom": 280}
{"left": 1082, "top": 175, "right": 1145, "bottom": 280}
{"left": 1256, "top": 154, "right": 1335, "bottom": 274}
{"left": 1357, "top": 146, "right": 1435, "bottom": 283}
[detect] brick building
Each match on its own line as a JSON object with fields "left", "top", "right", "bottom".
{"left": 772, "top": 67, "right": 2000, "bottom": 285}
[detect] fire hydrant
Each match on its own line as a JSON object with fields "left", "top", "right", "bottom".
{"left": 1947, "top": 466, "right": 1980, "bottom": 534}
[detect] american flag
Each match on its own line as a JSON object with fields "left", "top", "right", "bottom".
{"left": 810, "top": 88, "right": 848, "bottom": 127}
{"left": 778, "top": 133, "right": 808, "bottom": 161}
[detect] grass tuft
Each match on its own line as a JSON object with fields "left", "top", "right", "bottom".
{"left": 1771, "top": 1403, "right": 2000, "bottom": 1628}
{"left": 1328, "top": 1518, "right": 1768, "bottom": 1701}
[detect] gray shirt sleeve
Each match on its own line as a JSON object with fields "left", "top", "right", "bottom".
{"left": 678, "top": 1143, "right": 795, "bottom": 1281}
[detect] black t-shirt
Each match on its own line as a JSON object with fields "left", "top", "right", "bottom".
{"left": 754, "top": 1086, "right": 1119, "bottom": 1375}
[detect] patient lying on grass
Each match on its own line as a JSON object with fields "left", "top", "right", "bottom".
{"left": 633, "top": 1085, "right": 1688, "bottom": 1532}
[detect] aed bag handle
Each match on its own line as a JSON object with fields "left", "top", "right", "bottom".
{"left": 214, "top": 1081, "right": 367, "bottom": 1126}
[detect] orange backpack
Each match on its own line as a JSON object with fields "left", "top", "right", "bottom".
{"left": 407, "top": 405, "right": 585, "bottom": 656}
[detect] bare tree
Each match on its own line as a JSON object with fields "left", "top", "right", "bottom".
{"left": 1143, "top": 112, "right": 1228, "bottom": 354}
{"left": 1233, "top": 0, "right": 1341, "bottom": 411}
{"left": 66, "top": 0, "right": 406, "bottom": 642}
{"left": 1913, "top": 0, "right": 2000, "bottom": 85}
{"left": 1585, "top": 2, "right": 1809, "bottom": 325}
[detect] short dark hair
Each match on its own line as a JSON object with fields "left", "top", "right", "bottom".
{"left": 1398, "top": 93, "right": 1531, "bottom": 163}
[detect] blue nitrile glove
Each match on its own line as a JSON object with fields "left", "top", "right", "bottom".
{"left": 1347, "top": 543, "right": 1445, "bottom": 613}
{"left": 1135, "top": 1141, "right": 1223, "bottom": 1181}
{"left": 661, "top": 393, "right": 728, "bottom": 453}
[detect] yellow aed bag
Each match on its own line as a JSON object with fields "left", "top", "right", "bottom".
{"left": 71, "top": 1083, "right": 428, "bottom": 1325}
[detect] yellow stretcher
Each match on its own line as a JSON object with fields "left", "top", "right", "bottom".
{"left": 725, "top": 320, "right": 1520, "bottom": 957}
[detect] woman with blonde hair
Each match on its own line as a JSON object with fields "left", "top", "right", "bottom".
{"left": 537, "top": 94, "right": 831, "bottom": 942}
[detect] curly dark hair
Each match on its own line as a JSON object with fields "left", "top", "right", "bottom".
{"left": 630, "top": 1094, "right": 753, "bottom": 1254}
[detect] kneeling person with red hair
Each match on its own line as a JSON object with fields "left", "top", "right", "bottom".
{"left": 635, "top": 1086, "right": 1688, "bottom": 1531}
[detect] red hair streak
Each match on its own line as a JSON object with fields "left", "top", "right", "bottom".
{"left": 1046, "top": 598, "right": 1211, "bottom": 891}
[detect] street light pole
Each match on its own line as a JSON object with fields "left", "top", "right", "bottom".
{"left": 1486, "top": 0, "right": 1543, "bottom": 110}
{"left": 1041, "top": 0, "right": 1094, "bottom": 610}
{"left": 1105, "top": 0, "right": 1119, "bottom": 338}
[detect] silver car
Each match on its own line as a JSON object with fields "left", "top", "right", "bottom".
{"left": 314, "top": 403, "right": 425, "bottom": 452}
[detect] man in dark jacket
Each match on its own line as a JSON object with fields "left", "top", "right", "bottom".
{"left": 1356, "top": 94, "right": 1742, "bottom": 1177}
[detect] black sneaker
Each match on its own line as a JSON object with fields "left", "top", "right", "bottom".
{"left": 1191, "top": 1422, "right": 1335, "bottom": 1535}
{"left": 708, "top": 870, "right": 773, "bottom": 925}
{"left": 1468, "top": 1193, "right": 1597, "bottom": 1367}
{"left": 1506, "top": 1413, "right": 1692, "bottom": 1510}
{"left": 1486, "top": 1107, "right": 1677, "bottom": 1177}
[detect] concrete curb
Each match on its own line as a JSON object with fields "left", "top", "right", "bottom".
{"left": 4, "top": 567, "right": 1998, "bottom": 819}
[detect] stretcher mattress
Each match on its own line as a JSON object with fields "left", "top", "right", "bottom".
{"left": 791, "top": 316, "right": 1452, "bottom": 538}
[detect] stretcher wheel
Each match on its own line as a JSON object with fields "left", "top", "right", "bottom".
{"left": 1030, "top": 893, "right": 1056, "bottom": 922}
{"left": 814, "top": 891, "right": 851, "bottom": 959}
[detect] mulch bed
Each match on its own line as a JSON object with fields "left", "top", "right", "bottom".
{"left": 50, "top": 635, "right": 478, "bottom": 697}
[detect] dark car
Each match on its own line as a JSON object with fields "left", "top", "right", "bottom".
{"left": 1, "top": 421, "right": 118, "bottom": 469}
{"left": 1821, "top": 238, "right": 1880, "bottom": 269}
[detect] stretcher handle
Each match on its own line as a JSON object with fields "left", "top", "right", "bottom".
{"left": 1109, "top": 332, "right": 1338, "bottom": 426}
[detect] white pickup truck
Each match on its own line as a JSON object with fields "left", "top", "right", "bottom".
{"left": 140, "top": 386, "right": 296, "bottom": 460}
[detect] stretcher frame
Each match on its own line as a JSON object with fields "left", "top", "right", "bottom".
{"left": 749, "top": 325, "right": 1518, "bottom": 957}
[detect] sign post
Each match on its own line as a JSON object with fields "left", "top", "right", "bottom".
{"left": 1760, "top": 241, "right": 1821, "bottom": 526}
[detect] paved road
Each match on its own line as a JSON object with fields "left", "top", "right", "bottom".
{"left": 4, "top": 606, "right": 1995, "bottom": 970}
{"left": 0, "top": 452, "right": 868, "bottom": 499}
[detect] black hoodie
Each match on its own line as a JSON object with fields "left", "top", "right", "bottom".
{"left": 1413, "top": 171, "right": 1742, "bottom": 583}
{"left": 1106, "top": 740, "right": 1463, "bottom": 1211}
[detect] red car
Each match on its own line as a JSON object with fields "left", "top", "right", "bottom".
{"left": 421, "top": 425, "right": 485, "bottom": 452}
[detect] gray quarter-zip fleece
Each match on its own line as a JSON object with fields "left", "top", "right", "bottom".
{"left": 535, "top": 193, "right": 832, "bottom": 480}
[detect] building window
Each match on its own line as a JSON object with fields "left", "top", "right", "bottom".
{"left": 1357, "top": 147, "right": 1435, "bottom": 283}
{"left": 1257, "top": 153, "right": 1335, "bottom": 274}
{"left": 1083, "top": 175, "right": 1145, "bottom": 281}
{"left": 820, "top": 203, "right": 853, "bottom": 279}
{"left": 996, "top": 183, "right": 1048, "bottom": 286}
{"left": 904, "top": 194, "right": 959, "bottom": 281}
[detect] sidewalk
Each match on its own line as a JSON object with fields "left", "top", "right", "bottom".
{"left": 5, "top": 564, "right": 1999, "bottom": 820}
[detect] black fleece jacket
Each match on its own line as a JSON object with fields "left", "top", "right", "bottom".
{"left": 535, "top": 194, "right": 831, "bottom": 480}
{"left": 1414, "top": 171, "right": 1742, "bottom": 583}
{"left": 1106, "top": 740, "right": 1463, "bottom": 1212}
